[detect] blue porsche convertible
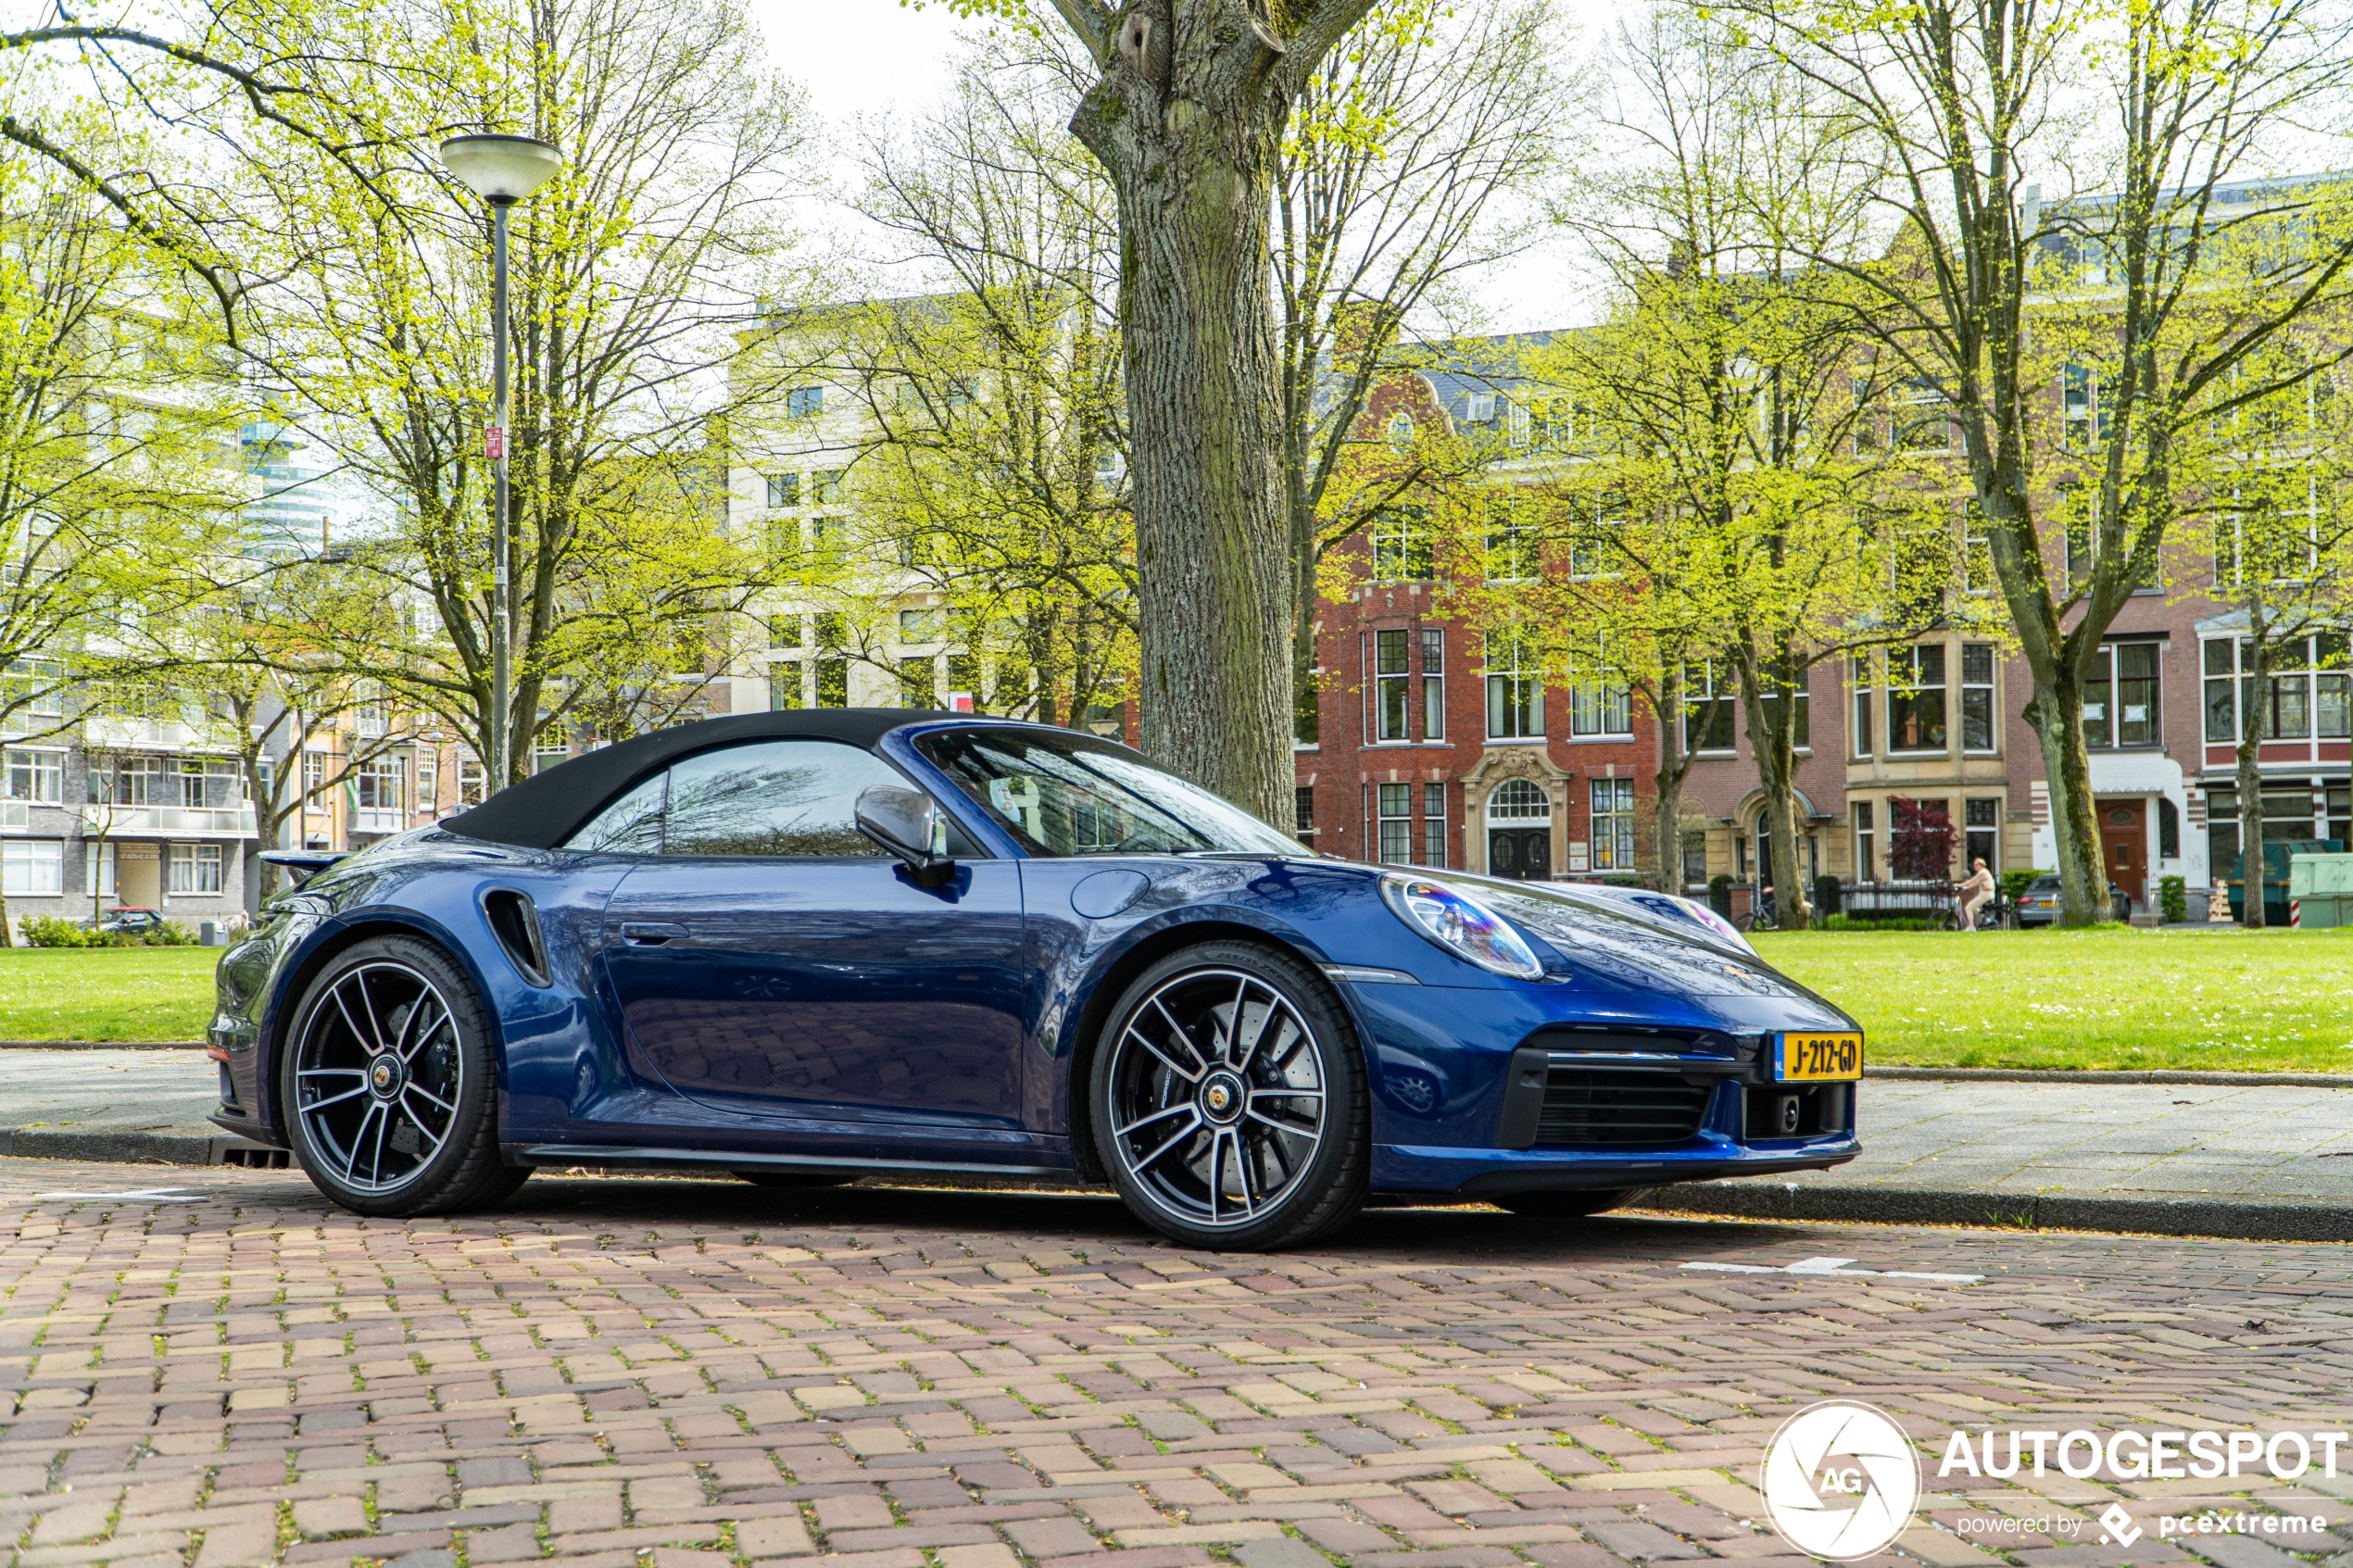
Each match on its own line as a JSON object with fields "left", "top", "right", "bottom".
{"left": 208, "top": 709, "right": 1860, "bottom": 1248}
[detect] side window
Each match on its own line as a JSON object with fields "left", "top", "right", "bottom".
{"left": 565, "top": 773, "right": 667, "bottom": 854}
{"left": 662, "top": 740, "right": 901, "bottom": 858}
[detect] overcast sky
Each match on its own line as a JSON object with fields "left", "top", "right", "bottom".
{"left": 745, "top": 0, "right": 1601, "bottom": 334}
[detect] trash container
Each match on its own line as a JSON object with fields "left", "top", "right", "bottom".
{"left": 2288, "top": 852, "right": 2353, "bottom": 929}
{"left": 2231, "top": 839, "right": 2343, "bottom": 924}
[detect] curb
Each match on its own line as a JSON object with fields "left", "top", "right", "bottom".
{"left": 6, "top": 1129, "right": 2347, "bottom": 1243}
{"left": 0, "top": 1040, "right": 205, "bottom": 1050}
{"left": 1640, "top": 1180, "right": 2353, "bottom": 1244}
{"left": 1869, "top": 1066, "right": 2353, "bottom": 1087}
{"left": 0, "top": 1126, "right": 277, "bottom": 1166}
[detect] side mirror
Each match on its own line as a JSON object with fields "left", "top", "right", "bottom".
{"left": 856, "top": 785, "right": 955, "bottom": 886}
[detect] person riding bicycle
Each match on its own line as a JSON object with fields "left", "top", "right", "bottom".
{"left": 1956, "top": 857, "right": 1995, "bottom": 932}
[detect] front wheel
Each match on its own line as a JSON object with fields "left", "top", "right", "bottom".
{"left": 281, "top": 935, "right": 520, "bottom": 1217}
{"left": 1091, "top": 942, "right": 1367, "bottom": 1250}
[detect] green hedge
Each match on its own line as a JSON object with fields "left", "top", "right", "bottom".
{"left": 1818, "top": 914, "right": 1948, "bottom": 932}
{"left": 21, "top": 915, "right": 196, "bottom": 948}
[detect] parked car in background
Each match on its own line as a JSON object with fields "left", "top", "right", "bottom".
{"left": 2015, "top": 875, "right": 2131, "bottom": 926}
{"left": 95, "top": 908, "right": 168, "bottom": 936}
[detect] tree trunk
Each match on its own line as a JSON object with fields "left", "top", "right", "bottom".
{"left": 0, "top": 889, "right": 14, "bottom": 947}
{"left": 1069, "top": 6, "right": 1333, "bottom": 827}
{"left": 2235, "top": 613, "right": 2272, "bottom": 929}
{"left": 2021, "top": 676, "right": 2105, "bottom": 926}
{"left": 1737, "top": 660, "right": 1811, "bottom": 931}
{"left": 1651, "top": 671, "right": 1692, "bottom": 895}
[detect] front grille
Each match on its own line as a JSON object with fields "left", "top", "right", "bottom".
{"left": 1536, "top": 1066, "right": 1713, "bottom": 1147}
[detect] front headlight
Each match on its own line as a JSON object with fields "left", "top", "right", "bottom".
{"left": 1380, "top": 874, "right": 1544, "bottom": 980}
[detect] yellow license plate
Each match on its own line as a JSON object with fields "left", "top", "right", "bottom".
{"left": 1777, "top": 1032, "right": 1863, "bottom": 1081}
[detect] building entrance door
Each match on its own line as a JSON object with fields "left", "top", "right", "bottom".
{"left": 2098, "top": 797, "right": 2147, "bottom": 905}
{"left": 1488, "top": 827, "right": 1551, "bottom": 880}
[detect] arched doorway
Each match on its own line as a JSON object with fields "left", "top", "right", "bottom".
{"left": 1486, "top": 779, "right": 1551, "bottom": 880}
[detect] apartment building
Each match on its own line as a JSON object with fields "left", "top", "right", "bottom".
{"left": 2, "top": 672, "right": 256, "bottom": 929}
{"left": 1297, "top": 360, "right": 1658, "bottom": 880}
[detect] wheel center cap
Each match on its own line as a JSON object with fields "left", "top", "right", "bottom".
{"left": 1200, "top": 1073, "right": 1245, "bottom": 1124}
{"left": 369, "top": 1055, "right": 406, "bottom": 1098}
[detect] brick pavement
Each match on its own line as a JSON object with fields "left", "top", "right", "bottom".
{"left": 6, "top": 1161, "right": 2353, "bottom": 1568}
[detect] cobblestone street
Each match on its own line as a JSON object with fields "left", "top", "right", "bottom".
{"left": 5, "top": 1160, "right": 2351, "bottom": 1568}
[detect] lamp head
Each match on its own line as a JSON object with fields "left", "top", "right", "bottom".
{"left": 438, "top": 133, "right": 563, "bottom": 203}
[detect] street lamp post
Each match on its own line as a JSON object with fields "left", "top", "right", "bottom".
{"left": 436, "top": 132, "right": 563, "bottom": 791}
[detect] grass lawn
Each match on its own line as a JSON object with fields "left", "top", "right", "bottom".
{"left": 1754, "top": 927, "right": 2353, "bottom": 1073}
{"left": 0, "top": 947, "right": 220, "bottom": 1041}
{"left": 6, "top": 926, "right": 2349, "bottom": 1072}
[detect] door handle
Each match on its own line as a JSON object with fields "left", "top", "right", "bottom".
{"left": 620, "top": 922, "right": 691, "bottom": 946}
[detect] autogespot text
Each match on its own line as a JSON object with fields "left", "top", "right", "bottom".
{"left": 1940, "top": 1427, "right": 2350, "bottom": 1482}
{"left": 1941, "top": 1429, "right": 2340, "bottom": 1541}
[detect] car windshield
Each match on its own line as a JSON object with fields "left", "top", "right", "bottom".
{"left": 916, "top": 726, "right": 1306, "bottom": 858}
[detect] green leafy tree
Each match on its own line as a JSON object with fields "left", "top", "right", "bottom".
{"left": 796, "top": 40, "right": 1136, "bottom": 725}
{"left": 2174, "top": 338, "right": 2353, "bottom": 924}
{"left": 1722, "top": 0, "right": 2353, "bottom": 924}
{"left": 244, "top": 0, "right": 813, "bottom": 782}
{"left": 925, "top": 0, "right": 1425, "bottom": 823}
{"left": 1444, "top": 15, "right": 1969, "bottom": 925}
{"left": 0, "top": 136, "right": 242, "bottom": 941}
{"left": 1277, "top": 0, "right": 1570, "bottom": 742}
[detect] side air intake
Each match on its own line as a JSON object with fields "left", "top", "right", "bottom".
{"left": 482, "top": 889, "right": 550, "bottom": 986}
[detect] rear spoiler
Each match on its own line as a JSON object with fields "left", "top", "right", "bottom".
{"left": 260, "top": 849, "right": 347, "bottom": 883}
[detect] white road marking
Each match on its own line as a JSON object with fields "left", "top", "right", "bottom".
{"left": 1683, "top": 1254, "right": 1983, "bottom": 1283}
{"left": 37, "top": 1188, "right": 207, "bottom": 1202}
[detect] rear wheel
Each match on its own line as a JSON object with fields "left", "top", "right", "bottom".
{"left": 281, "top": 935, "right": 518, "bottom": 1217}
{"left": 1091, "top": 942, "right": 1367, "bottom": 1250}
{"left": 1496, "top": 1188, "right": 1635, "bottom": 1219}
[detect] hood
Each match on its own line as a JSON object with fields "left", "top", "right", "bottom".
{"left": 1433, "top": 872, "right": 1814, "bottom": 1000}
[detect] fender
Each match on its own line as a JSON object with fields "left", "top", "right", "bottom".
{"left": 252, "top": 903, "right": 513, "bottom": 1143}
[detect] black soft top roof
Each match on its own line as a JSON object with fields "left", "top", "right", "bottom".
{"left": 441, "top": 709, "right": 962, "bottom": 849}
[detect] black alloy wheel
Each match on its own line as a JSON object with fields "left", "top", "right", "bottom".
{"left": 282, "top": 935, "right": 525, "bottom": 1216}
{"left": 1093, "top": 941, "right": 1367, "bottom": 1250}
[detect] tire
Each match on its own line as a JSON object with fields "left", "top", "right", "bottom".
{"left": 1496, "top": 1188, "right": 1634, "bottom": 1219}
{"left": 734, "top": 1171, "right": 853, "bottom": 1189}
{"left": 280, "top": 935, "right": 517, "bottom": 1217}
{"left": 1090, "top": 941, "right": 1367, "bottom": 1251}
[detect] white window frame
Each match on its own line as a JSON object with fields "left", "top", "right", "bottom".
{"left": 1960, "top": 642, "right": 1999, "bottom": 754}
{"left": 1589, "top": 777, "right": 1636, "bottom": 872}
{"left": 168, "top": 842, "right": 223, "bottom": 894}
{"left": 1569, "top": 636, "right": 1632, "bottom": 739}
{"left": 1421, "top": 629, "right": 1445, "bottom": 742}
{"left": 1484, "top": 633, "right": 1543, "bottom": 740}
{"left": 4, "top": 746, "right": 64, "bottom": 804}
{"left": 1372, "top": 629, "right": 1411, "bottom": 743}
{"left": 2, "top": 839, "right": 63, "bottom": 896}
{"left": 1377, "top": 783, "right": 1412, "bottom": 865}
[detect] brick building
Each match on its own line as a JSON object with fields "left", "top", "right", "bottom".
{"left": 1295, "top": 365, "right": 1658, "bottom": 881}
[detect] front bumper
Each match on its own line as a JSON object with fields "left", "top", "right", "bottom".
{"left": 1372, "top": 1072, "right": 1859, "bottom": 1195}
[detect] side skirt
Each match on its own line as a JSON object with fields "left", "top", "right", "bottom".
{"left": 510, "top": 1143, "right": 1071, "bottom": 1179}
